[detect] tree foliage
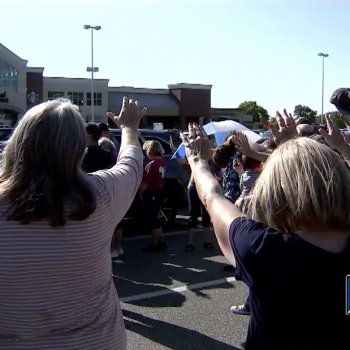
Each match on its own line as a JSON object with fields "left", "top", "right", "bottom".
{"left": 268, "top": 116, "right": 278, "bottom": 126}
{"left": 293, "top": 105, "right": 317, "bottom": 124}
{"left": 325, "top": 111, "right": 346, "bottom": 129}
{"left": 238, "top": 101, "right": 269, "bottom": 124}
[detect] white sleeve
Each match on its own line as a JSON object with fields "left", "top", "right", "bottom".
{"left": 88, "top": 146, "right": 144, "bottom": 227}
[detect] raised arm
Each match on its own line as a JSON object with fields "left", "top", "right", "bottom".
{"left": 181, "top": 124, "right": 242, "bottom": 266}
{"left": 90, "top": 97, "right": 147, "bottom": 226}
{"left": 320, "top": 114, "right": 350, "bottom": 167}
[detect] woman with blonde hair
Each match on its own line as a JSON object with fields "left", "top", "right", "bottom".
{"left": 181, "top": 112, "right": 350, "bottom": 350}
{"left": 140, "top": 140, "right": 167, "bottom": 252}
{"left": 0, "top": 97, "right": 146, "bottom": 350}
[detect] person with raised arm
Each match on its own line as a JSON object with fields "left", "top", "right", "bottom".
{"left": 180, "top": 110, "right": 350, "bottom": 350}
{"left": 0, "top": 97, "right": 146, "bottom": 350}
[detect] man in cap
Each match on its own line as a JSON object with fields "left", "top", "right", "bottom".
{"left": 330, "top": 88, "right": 350, "bottom": 115}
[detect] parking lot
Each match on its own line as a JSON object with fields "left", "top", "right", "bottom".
{"left": 113, "top": 222, "right": 249, "bottom": 350}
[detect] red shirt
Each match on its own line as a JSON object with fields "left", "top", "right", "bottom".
{"left": 142, "top": 157, "right": 166, "bottom": 193}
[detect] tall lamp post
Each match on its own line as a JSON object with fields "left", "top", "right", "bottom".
{"left": 84, "top": 25, "right": 101, "bottom": 122}
{"left": 318, "top": 52, "right": 329, "bottom": 125}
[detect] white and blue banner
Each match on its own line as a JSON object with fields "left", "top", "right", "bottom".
{"left": 171, "top": 120, "right": 261, "bottom": 160}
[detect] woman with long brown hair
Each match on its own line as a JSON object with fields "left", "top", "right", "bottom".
{"left": 0, "top": 97, "right": 146, "bottom": 350}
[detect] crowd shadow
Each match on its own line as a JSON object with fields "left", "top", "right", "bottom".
{"left": 123, "top": 309, "right": 242, "bottom": 350}
{"left": 113, "top": 231, "right": 236, "bottom": 308}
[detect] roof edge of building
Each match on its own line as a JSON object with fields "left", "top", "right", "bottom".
{"left": 168, "top": 83, "right": 212, "bottom": 91}
{"left": 108, "top": 86, "right": 169, "bottom": 94}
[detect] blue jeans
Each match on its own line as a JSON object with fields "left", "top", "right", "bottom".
{"left": 187, "top": 186, "right": 211, "bottom": 228}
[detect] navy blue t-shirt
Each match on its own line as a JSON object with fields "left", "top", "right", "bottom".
{"left": 229, "top": 218, "right": 350, "bottom": 350}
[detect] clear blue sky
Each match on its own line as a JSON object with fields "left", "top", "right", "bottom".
{"left": 1, "top": 1, "right": 349, "bottom": 116}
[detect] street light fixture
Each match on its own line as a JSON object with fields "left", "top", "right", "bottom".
{"left": 318, "top": 52, "right": 329, "bottom": 124}
{"left": 84, "top": 25, "right": 101, "bottom": 122}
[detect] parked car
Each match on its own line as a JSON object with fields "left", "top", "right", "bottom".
{"left": 0, "top": 127, "right": 14, "bottom": 150}
{"left": 0, "top": 127, "right": 189, "bottom": 229}
{"left": 110, "top": 128, "right": 189, "bottom": 229}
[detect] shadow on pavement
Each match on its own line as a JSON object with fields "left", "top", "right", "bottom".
{"left": 123, "top": 309, "right": 241, "bottom": 350}
{"left": 113, "top": 232, "right": 236, "bottom": 308}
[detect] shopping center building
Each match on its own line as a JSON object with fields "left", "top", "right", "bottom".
{"left": 0, "top": 43, "right": 253, "bottom": 129}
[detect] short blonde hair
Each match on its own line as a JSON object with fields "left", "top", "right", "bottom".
{"left": 247, "top": 137, "right": 350, "bottom": 232}
{"left": 142, "top": 140, "right": 164, "bottom": 156}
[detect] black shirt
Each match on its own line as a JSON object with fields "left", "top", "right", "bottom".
{"left": 230, "top": 218, "right": 350, "bottom": 350}
{"left": 82, "top": 146, "right": 115, "bottom": 173}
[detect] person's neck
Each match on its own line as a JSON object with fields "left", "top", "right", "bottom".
{"left": 296, "top": 229, "right": 349, "bottom": 253}
{"left": 87, "top": 141, "right": 99, "bottom": 147}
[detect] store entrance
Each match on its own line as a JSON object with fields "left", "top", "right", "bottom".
{"left": 0, "top": 109, "right": 18, "bottom": 127}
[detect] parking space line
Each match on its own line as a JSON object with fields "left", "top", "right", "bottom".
{"left": 122, "top": 228, "right": 202, "bottom": 242}
{"left": 120, "top": 277, "right": 236, "bottom": 303}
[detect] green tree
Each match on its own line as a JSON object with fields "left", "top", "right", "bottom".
{"left": 293, "top": 105, "right": 317, "bottom": 124}
{"left": 238, "top": 101, "right": 269, "bottom": 125}
{"left": 323, "top": 111, "right": 346, "bottom": 129}
{"left": 268, "top": 116, "right": 278, "bottom": 126}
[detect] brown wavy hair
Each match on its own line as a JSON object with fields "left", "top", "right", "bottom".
{"left": 0, "top": 99, "right": 96, "bottom": 227}
{"left": 212, "top": 132, "right": 238, "bottom": 168}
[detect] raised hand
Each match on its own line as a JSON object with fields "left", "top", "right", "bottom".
{"left": 270, "top": 109, "right": 297, "bottom": 145}
{"left": 338, "top": 113, "right": 350, "bottom": 132}
{"left": 106, "top": 96, "right": 147, "bottom": 131}
{"left": 319, "top": 114, "right": 347, "bottom": 151}
{"left": 231, "top": 132, "right": 252, "bottom": 156}
{"left": 180, "top": 123, "right": 216, "bottom": 161}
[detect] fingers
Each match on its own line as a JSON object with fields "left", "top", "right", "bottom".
{"left": 138, "top": 107, "right": 147, "bottom": 119}
{"left": 198, "top": 124, "right": 209, "bottom": 139}
{"left": 106, "top": 112, "right": 116, "bottom": 120}
{"left": 318, "top": 127, "right": 327, "bottom": 138}
{"left": 285, "top": 109, "right": 296, "bottom": 128}
{"left": 276, "top": 111, "right": 286, "bottom": 129}
{"left": 270, "top": 123, "right": 279, "bottom": 140}
{"left": 121, "top": 96, "right": 129, "bottom": 111}
{"left": 180, "top": 131, "right": 190, "bottom": 147}
{"left": 239, "top": 132, "right": 249, "bottom": 144}
{"left": 324, "top": 114, "right": 336, "bottom": 134}
{"left": 282, "top": 109, "right": 293, "bottom": 127}
{"left": 135, "top": 100, "right": 140, "bottom": 113}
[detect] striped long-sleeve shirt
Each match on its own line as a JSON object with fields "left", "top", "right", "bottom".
{"left": 0, "top": 145, "right": 143, "bottom": 350}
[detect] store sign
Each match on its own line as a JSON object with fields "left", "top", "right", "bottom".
{"left": 27, "top": 91, "right": 39, "bottom": 104}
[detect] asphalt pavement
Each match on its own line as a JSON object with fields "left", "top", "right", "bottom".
{"left": 113, "top": 223, "right": 250, "bottom": 350}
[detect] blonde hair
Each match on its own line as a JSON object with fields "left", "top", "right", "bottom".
{"left": 142, "top": 140, "right": 164, "bottom": 156}
{"left": 99, "top": 137, "right": 116, "bottom": 153}
{"left": 0, "top": 99, "right": 96, "bottom": 227}
{"left": 247, "top": 137, "right": 350, "bottom": 232}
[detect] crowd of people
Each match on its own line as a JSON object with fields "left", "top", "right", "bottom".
{"left": 0, "top": 89, "right": 349, "bottom": 349}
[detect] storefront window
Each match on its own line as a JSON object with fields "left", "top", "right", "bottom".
{"left": 0, "top": 58, "right": 18, "bottom": 89}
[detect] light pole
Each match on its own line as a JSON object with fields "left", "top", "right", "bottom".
{"left": 84, "top": 25, "right": 101, "bottom": 122}
{"left": 318, "top": 52, "right": 329, "bottom": 125}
